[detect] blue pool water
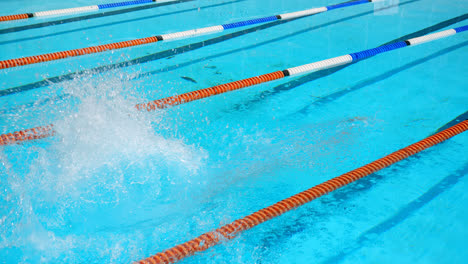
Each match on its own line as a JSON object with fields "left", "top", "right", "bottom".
{"left": 1, "top": 0, "right": 467, "bottom": 263}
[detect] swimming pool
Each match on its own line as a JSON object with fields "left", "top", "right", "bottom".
{"left": 1, "top": 0, "right": 467, "bottom": 262}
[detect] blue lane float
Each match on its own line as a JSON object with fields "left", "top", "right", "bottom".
{"left": 454, "top": 25, "right": 468, "bottom": 33}
{"left": 349, "top": 41, "right": 408, "bottom": 61}
{"left": 221, "top": 16, "right": 279, "bottom": 30}
{"left": 97, "top": 0, "right": 154, "bottom": 10}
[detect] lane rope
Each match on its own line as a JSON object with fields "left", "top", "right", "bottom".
{"left": 0, "top": 0, "right": 174, "bottom": 22}
{"left": 136, "top": 119, "right": 468, "bottom": 264}
{"left": 0, "top": 124, "right": 54, "bottom": 146}
{"left": 135, "top": 25, "right": 468, "bottom": 110}
{"left": 0, "top": 26, "right": 466, "bottom": 146}
{"left": 0, "top": 0, "right": 381, "bottom": 69}
{"left": 3, "top": 6, "right": 464, "bottom": 98}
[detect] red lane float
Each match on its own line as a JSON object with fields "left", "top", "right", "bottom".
{"left": 135, "top": 71, "right": 285, "bottom": 110}
{"left": 0, "top": 124, "right": 54, "bottom": 146}
{"left": 0, "top": 36, "right": 158, "bottom": 69}
{"left": 135, "top": 119, "right": 468, "bottom": 264}
{"left": 0, "top": 13, "right": 30, "bottom": 22}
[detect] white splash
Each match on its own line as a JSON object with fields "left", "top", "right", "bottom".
{"left": 0, "top": 70, "right": 208, "bottom": 263}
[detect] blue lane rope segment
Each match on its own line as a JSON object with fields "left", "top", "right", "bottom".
{"left": 350, "top": 41, "right": 408, "bottom": 61}
{"left": 222, "top": 16, "right": 279, "bottom": 30}
{"left": 454, "top": 25, "right": 468, "bottom": 33}
{"left": 98, "top": 0, "right": 154, "bottom": 9}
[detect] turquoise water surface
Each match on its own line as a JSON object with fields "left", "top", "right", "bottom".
{"left": 1, "top": 0, "right": 467, "bottom": 263}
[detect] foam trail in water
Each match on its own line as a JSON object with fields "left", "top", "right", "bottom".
{"left": 0, "top": 70, "right": 207, "bottom": 263}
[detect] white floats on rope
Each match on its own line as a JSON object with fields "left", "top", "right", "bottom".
{"left": 0, "top": 0, "right": 178, "bottom": 21}
{"left": 33, "top": 5, "right": 99, "bottom": 17}
{"left": 407, "top": 29, "right": 457, "bottom": 45}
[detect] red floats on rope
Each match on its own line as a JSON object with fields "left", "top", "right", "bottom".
{"left": 0, "top": 36, "right": 158, "bottom": 69}
{"left": 0, "top": 124, "right": 54, "bottom": 146}
{"left": 0, "top": 13, "right": 30, "bottom": 22}
{"left": 0, "top": 71, "right": 285, "bottom": 145}
{"left": 135, "top": 119, "right": 468, "bottom": 264}
{"left": 135, "top": 71, "right": 286, "bottom": 110}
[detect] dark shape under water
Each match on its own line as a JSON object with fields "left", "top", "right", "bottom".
{"left": 181, "top": 76, "right": 197, "bottom": 83}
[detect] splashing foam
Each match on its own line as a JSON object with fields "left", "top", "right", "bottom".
{"left": 57, "top": 74, "right": 201, "bottom": 186}
{"left": 1, "top": 70, "right": 207, "bottom": 263}
{"left": 42, "top": 71, "right": 207, "bottom": 202}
